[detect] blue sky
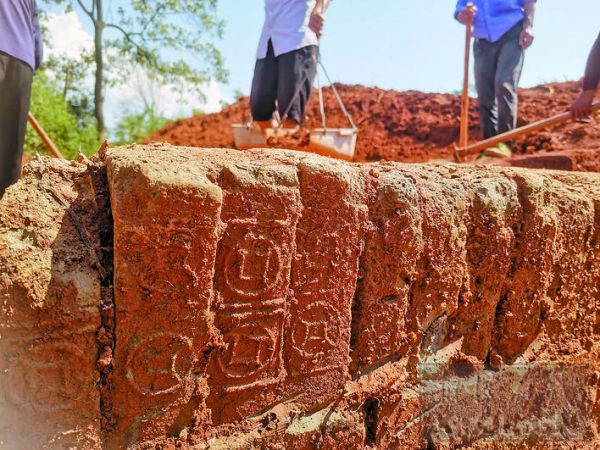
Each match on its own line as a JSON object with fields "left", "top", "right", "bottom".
{"left": 218, "top": 0, "right": 600, "bottom": 98}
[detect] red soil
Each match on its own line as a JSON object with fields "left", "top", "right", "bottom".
{"left": 147, "top": 81, "right": 600, "bottom": 164}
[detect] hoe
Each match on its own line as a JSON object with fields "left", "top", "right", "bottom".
{"left": 28, "top": 112, "right": 64, "bottom": 159}
{"left": 454, "top": 102, "right": 600, "bottom": 163}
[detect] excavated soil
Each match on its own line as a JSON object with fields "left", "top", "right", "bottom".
{"left": 1, "top": 145, "right": 599, "bottom": 449}
{"left": 148, "top": 81, "right": 600, "bottom": 167}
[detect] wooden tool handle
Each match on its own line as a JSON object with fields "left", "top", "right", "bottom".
{"left": 459, "top": 4, "right": 475, "bottom": 149}
{"left": 28, "top": 113, "right": 64, "bottom": 159}
{"left": 459, "top": 24, "right": 473, "bottom": 148}
{"left": 456, "top": 102, "right": 600, "bottom": 158}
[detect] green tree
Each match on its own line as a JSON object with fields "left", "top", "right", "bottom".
{"left": 25, "top": 72, "right": 100, "bottom": 159}
{"left": 113, "top": 107, "right": 170, "bottom": 145}
{"left": 37, "top": 12, "right": 97, "bottom": 130}
{"left": 40, "top": 0, "right": 228, "bottom": 138}
{"left": 43, "top": 50, "right": 95, "bottom": 112}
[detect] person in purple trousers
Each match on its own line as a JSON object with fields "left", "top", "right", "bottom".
{"left": 0, "top": 0, "right": 43, "bottom": 199}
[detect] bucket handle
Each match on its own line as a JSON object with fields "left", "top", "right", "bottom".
{"left": 318, "top": 61, "right": 357, "bottom": 131}
{"left": 277, "top": 56, "right": 357, "bottom": 132}
{"left": 278, "top": 69, "right": 311, "bottom": 128}
{"left": 317, "top": 67, "right": 327, "bottom": 131}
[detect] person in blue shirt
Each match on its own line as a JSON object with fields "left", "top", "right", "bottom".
{"left": 0, "top": 0, "right": 43, "bottom": 199}
{"left": 455, "top": 0, "right": 536, "bottom": 156}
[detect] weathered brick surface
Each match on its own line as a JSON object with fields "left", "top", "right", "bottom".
{"left": 206, "top": 161, "right": 301, "bottom": 424}
{"left": 0, "top": 158, "right": 105, "bottom": 448}
{"left": 1, "top": 146, "right": 599, "bottom": 449}
{"left": 442, "top": 167, "right": 520, "bottom": 361}
{"left": 106, "top": 153, "right": 223, "bottom": 447}
{"left": 281, "top": 157, "right": 367, "bottom": 408}
{"left": 350, "top": 167, "right": 423, "bottom": 374}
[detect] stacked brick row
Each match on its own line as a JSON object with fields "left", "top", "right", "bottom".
{"left": 0, "top": 146, "right": 598, "bottom": 448}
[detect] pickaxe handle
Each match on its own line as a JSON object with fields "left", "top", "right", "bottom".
{"left": 28, "top": 112, "right": 64, "bottom": 159}
{"left": 455, "top": 102, "right": 600, "bottom": 159}
{"left": 459, "top": 6, "right": 474, "bottom": 149}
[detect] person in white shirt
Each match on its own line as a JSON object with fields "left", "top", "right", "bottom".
{"left": 251, "top": 0, "right": 332, "bottom": 131}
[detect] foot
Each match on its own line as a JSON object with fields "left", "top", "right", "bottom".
{"left": 476, "top": 152, "right": 492, "bottom": 162}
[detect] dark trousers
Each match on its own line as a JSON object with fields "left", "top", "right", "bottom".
{"left": 250, "top": 40, "right": 318, "bottom": 124}
{"left": 0, "top": 52, "right": 33, "bottom": 199}
{"left": 474, "top": 21, "right": 525, "bottom": 139}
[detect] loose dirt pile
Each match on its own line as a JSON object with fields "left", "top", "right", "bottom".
{"left": 2, "top": 146, "right": 599, "bottom": 449}
{"left": 148, "top": 81, "right": 600, "bottom": 164}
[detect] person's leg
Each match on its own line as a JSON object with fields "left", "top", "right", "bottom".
{"left": 495, "top": 23, "right": 525, "bottom": 135}
{"left": 0, "top": 54, "right": 33, "bottom": 199}
{"left": 276, "top": 45, "right": 318, "bottom": 127}
{"left": 250, "top": 40, "right": 278, "bottom": 127}
{"left": 474, "top": 39, "right": 499, "bottom": 139}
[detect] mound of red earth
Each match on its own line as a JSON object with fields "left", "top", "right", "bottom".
{"left": 1, "top": 145, "right": 599, "bottom": 449}
{"left": 148, "top": 81, "right": 600, "bottom": 167}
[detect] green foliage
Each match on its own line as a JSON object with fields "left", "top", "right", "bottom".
{"left": 233, "top": 88, "right": 246, "bottom": 102}
{"left": 103, "top": 0, "right": 229, "bottom": 90}
{"left": 39, "top": 0, "right": 228, "bottom": 134}
{"left": 191, "top": 108, "right": 206, "bottom": 117}
{"left": 43, "top": 51, "right": 96, "bottom": 108}
{"left": 113, "top": 107, "right": 171, "bottom": 145}
{"left": 25, "top": 73, "right": 100, "bottom": 158}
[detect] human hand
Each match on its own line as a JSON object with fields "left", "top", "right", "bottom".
{"left": 309, "top": 11, "right": 325, "bottom": 39}
{"left": 571, "top": 89, "right": 595, "bottom": 121}
{"left": 519, "top": 27, "right": 534, "bottom": 49}
{"left": 457, "top": 3, "right": 477, "bottom": 26}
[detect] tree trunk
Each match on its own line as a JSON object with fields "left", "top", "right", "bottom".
{"left": 63, "top": 66, "right": 71, "bottom": 98}
{"left": 94, "top": 0, "right": 106, "bottom": 138}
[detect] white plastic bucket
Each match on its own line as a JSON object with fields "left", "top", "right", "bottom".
{"left": 309, "top": 128, "right": 357, "bottom": 160}
{"left": 232, "top": 124, "right": 267, "bottom": 150}
{"left": 231, "top": 124, "right": 358, "bottom": 161}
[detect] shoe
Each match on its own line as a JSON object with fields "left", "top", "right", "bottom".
{"left": 476, "top": 152, "right": 492, "bottom": 162}
{"left": 483, "top": 143, "right": 513, "bottom": 158}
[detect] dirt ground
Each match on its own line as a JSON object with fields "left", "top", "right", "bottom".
{"left": 147, "top": 81, "right": 600, "bottom": 166}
